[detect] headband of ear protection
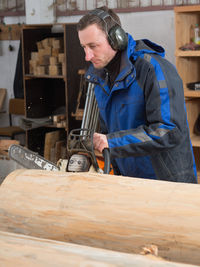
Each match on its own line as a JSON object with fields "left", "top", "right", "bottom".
{"left": 89, "top": 8, "right": 128, "bottom": 51}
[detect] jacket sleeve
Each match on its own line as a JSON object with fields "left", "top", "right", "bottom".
{"left": 106, "top": 55, "right": 188, "bottom": 159}
{"left": 99, "top": 113, "right": 108, "bottom": 134}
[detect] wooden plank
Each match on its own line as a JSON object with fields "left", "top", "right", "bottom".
{"left": 184, "top": 90, "right": 200, "bottom": 98}
{"left": 0, "top": 24, "right": 22, "bottom": 40}
{"left": 0, "top": 88, "right": 6, "bottom": 111}
{"left": 185, "top": 98, "right": 200, "bottom": 137}
{"left": 0, "top": 231, "right": 196, "bottom": 267}
{"left": 175, "top": 51, "right": 200, "bottom": 57}
{"left": 44, "top": 130, "right": 61, "bottom": 160}
{"left": 174, "top": 5, "right": 200, "bottom": 13}
{"left": 0, "top": 170, "right": 200, "bottom": 265}
{"left": 55, "top": 140, "right": 65, "bottom": 162}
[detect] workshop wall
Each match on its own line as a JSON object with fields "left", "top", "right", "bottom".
{"left": 0, "top": 7, "right": 175, "bottom": 127}
{"left": 0, "top": 16, "right": 25, "bottom": 126}
{"left": 58, "top": 10, "right": 175, "bottom": 64}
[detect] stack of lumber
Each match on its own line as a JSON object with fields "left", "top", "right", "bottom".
{"left": 29, "top": 37, "right": 65, "bottom": 76}
{"left": 0, "top": 169, "right": 200, "bottom": 266}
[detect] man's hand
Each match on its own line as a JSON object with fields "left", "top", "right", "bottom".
{"left": 93, "top": 132, "right": 108, "bottom": 153}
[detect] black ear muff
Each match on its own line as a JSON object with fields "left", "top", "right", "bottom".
{"left": 89, "top": 8, "right": 128, "bottom": 51}
{"left": 108, "top": 25, "right": 128, "bottom": 51}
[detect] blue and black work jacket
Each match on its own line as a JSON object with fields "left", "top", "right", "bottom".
{"left": 85, "top": 34, "right": 197, "bottom": 183}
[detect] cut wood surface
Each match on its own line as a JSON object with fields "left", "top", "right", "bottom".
{"left": 0, "top": 231, "right": 197, "bottom": 267}
{"left": 0, "top": 169, "right": 200, "bottom": 265}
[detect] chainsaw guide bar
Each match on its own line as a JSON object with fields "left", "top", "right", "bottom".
{"left": 9, "top": 145, "right": 59, "bottom": 171}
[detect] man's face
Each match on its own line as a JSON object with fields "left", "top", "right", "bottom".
{"left": 78, "top": 24, "right": 117, "bottom": 69}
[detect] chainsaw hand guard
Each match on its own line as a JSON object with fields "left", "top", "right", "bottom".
{"left": 67, "top": 128, "right": 111, "bottom": 174}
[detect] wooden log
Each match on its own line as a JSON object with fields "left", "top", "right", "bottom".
{"left": 0, "top": 231, "right": 195, "bottom": 267}
{"left": 0, "top": 169, "right": 200, "bottom": 265}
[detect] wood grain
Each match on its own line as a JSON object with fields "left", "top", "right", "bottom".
{"left": 0, "top": 170, "right": 200, "bottom": 265}
{"left": 0, "top": 230, "right": 196, "bottom": 267}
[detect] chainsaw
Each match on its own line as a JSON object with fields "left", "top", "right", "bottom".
{"left": 9, "top": 128, "right": 111, "bottom": 174}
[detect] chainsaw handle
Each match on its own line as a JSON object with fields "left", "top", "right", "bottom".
{"left": 102, "top": 148, "right": 111, "bottom": 174}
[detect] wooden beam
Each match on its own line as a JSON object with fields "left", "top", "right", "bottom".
{"left": 0, "top": 170, "right": 200, "bottom": 265}
{"left": 0, "top": 231, "right": 197, "bottom": 267}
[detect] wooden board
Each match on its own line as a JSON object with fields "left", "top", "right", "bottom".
{"left": 0, "top": 170, "right": 200, "bottom": 265}
{"left": 0, "top": 88, "right": 6, "bottom": 111}
{"left": 55, "top": 140, "right": 65, "bottom": 162}
{"left": 0, "top": 231, "right": 196, "bottom": 267}
{"left": 44, "top": 130, "right": 62, "bottom": 160}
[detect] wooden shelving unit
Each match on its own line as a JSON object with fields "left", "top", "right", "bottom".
{"left": 175, "top": 5, "right": 200, "bottom": 180}
{"left": 22, "top": 24, "right": 86, "bottom": 156}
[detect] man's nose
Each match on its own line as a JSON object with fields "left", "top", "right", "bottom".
{"left": 85, "top": 48, "right": 93, "bottom": 61}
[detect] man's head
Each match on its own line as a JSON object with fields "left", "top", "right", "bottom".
{"left": 77, "top": 6, "right": 127, "bottom": 69}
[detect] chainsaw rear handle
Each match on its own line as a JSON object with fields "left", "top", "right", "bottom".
{"left": 102, "top": 148, "right": 111, "bottom": 174}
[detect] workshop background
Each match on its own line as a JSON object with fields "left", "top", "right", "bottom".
{"left": 1, "top": 2, "right": 200, "bottom": 266}
{"left": 1, "top": 0, "right": 200, "bottom": 175}
{"left": 0, "top": 0, "right": 181, "bottom": 128}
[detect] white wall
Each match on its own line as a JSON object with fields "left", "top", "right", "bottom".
{"left": 57, "top": 10, "right": 175, "bottom": 64}
{"left": 25, "top": 0, "right": 55, "bottom": 24}
{"left": 0, "top": 9, "right": 175, "bottom": 127}
{"left": 120, "top": 10, "right": 175, "bottom": 64}
{"left": 0, "top": 16, "right": 25, "bottom": 126}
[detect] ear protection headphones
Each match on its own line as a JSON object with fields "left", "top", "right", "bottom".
{"left": 89, "top": 8, "right": 128, "bottom": 51}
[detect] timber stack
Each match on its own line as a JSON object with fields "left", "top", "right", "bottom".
{"left": 29, "top": 37, "right": 65, "bottom": 76}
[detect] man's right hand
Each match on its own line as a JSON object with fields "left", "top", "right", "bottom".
{"left": 93, "top": 132, "right": 108, "bottom": 153}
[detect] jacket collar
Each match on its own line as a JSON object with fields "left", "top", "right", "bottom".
{"left": 85, "top": 35, "right": 165, "bottom": 91}
{"left": 85, "top": 34, "right": 136, "bottom": 85}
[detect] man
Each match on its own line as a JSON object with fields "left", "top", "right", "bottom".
{"left": 77, "top": 6, "right": 197, "bottom": 183}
